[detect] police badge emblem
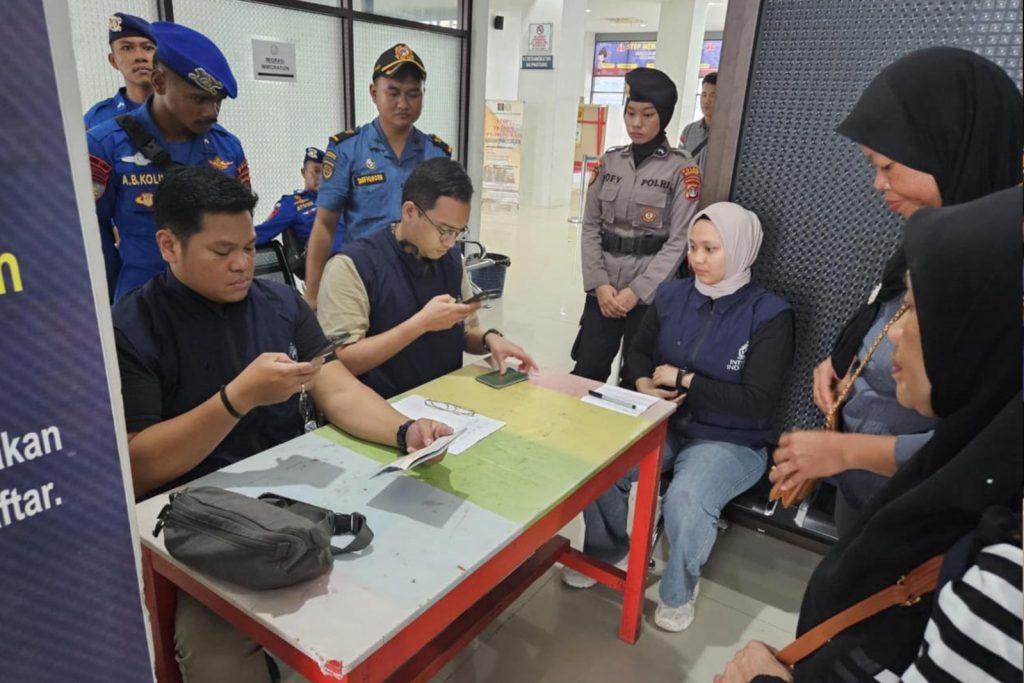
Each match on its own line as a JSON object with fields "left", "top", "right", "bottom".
{"left": 640, "top": 207, "right": 658, "bottom": 224}
{"left": 366, "top": 158, "right": 377, "bottom": 170}
{"left": 396, "top": 44, "right": 412, "bottom": 60}
{"left": 108, "top": 15, "right": 123, "bottom": 32}
{"left": 188, "top": 67, "right": 224, "bottom": 96}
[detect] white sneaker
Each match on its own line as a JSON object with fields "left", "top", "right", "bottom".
{"left": 654, "top": 582, "right": 700, "bottom": 632}
{"left": 560, "top": 556, "right": 630, "bottom": 589}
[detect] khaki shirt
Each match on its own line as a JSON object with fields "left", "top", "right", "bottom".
{"left": 581, "top": 141, "right": 701, "bottom": 304}
{"left": 317, "top": 253, "right": 479, "bottom": 342}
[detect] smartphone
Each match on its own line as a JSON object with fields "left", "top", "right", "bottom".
{"left": 305, "top": 332, "right": 351, "bottom": 361}
{"left": 463, "top": 289, "right": 502, "bottom": 304}
{"left": 475, "top": 368, "right": 529, "bottom": 389}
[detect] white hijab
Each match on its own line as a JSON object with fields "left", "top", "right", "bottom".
{"left": 691, "top": 202, "right": 764, "bottom": 299}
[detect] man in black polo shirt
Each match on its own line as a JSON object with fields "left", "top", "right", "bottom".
{"left": 112, "top": 165, "right": 451, "bottom": 682}
{"left": 316, "top": 157, "right": 535, "bottom": 398}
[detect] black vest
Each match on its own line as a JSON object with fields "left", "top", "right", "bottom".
{"left": 342, "top": 228, "right": 464, "bottom": 397}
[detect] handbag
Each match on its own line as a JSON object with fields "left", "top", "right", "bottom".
{"left": 769, "top": 302, "right": 909, "bottom": 508}
{"left": 775, "top": 553, "right": 943, "bottom": 666}
{"left": 152, "top": 486, "right": 373, "bottom": 590}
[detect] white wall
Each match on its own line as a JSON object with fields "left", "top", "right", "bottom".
{"left": 486, "top": 8, "right": 522, "bottom": 101}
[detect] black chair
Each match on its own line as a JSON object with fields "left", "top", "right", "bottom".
{"left": 254, "top": 241, "right": 296, "bottom": 290}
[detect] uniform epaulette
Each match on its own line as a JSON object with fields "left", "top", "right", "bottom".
{"left": 428, "top": 134, "right": 452, "bottom": 156}
{"left": 329, "top": 127, "right": 360, "bottom": 144}
{"left": 608, "top": 144, "right": 629, "bottom": 155}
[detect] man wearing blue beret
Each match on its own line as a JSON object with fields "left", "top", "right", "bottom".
{"left": 301, "top": 43, "right": 453, "bottom": 310}
{"left": 87, "top": 21, "right": 250, "bottom": 302}
{"left": 84, "top": 13, "right": 156, "bottom": 129}
{"left": 254, "top": 146, "right": 345, "bottom": 279}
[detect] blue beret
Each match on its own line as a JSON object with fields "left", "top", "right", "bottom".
{"left": 304, "top": 147, "right": 325, "bottom": 164}
{"left": 108, "top": 13, "right": 154, "bottom": 44}
{"left": 150, "top": 22, "right": 237, "bottom": 99}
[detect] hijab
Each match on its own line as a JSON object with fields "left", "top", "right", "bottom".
{"left": 829, "top": 47, "right": 1023, "bottom": 373}
{"left": 691, "top": 202, "right": 764, "bottom": 299}
{"left": 793, "top": 186, "right": 1023, "bottom": 678}
{"left": 625, "top": 67, "right": 678, "bottom": 167}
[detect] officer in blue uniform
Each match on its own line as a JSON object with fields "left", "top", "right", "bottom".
{"left": 88, "top": 21, "right": 250, "bottom": 302}
{"left": 255, "top": 147, "right": 344, "bottom": 279}
{"left": 84, "top": 13, "right": 156, "bottom": 129}
{"left": 302, "top": 43, "right": 452, "bottom": 309}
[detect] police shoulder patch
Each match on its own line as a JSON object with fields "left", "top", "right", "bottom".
{"left": 428, "top": 134, "right": 452, "bottom": 157}
{"left": 329, "top": 127, "right": 360, "bottom": 144}
{"left": 587, "top": 158, "right": 603, "bottom": 187}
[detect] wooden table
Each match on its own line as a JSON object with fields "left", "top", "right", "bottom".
{"left": 135, "top": 365, "right": 674, "bottom": 682}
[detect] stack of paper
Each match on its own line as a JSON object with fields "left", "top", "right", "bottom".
{"left": 391, "top": 395, "right": 505, "bottom": 454}
{"left": 581, "top": 384, "right": 660, "bottom": 416}
{"left": 375, "top": 429, "right": 465, "bottom": 475}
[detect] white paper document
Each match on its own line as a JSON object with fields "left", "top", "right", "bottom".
{"left": 375, "top": 429, "right": 466, "bottom": 475}
{"left": 390, "top": 395, "right": 505, "bottom": 454}
{"left": 581, "top": 384, "right": 659, "bottom": 416}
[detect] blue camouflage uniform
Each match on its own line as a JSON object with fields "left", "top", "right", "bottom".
{"left": 85, "top": 87, "right": 147, "bottom": 130}
{"left": 317, "top": 117, "right": 451, "bottom": 246}
{"left": 87, "top": 21, "right": 248, "bottom": 301}
{"left": 255, "top": 147, "right": 343, "bottom": 253}
{"left": 84, "top": 13, "right": 154, "bottom": 129}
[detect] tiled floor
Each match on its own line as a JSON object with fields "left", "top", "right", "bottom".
{"left": 425, "top": 203, "right": 823, "bottom": 682}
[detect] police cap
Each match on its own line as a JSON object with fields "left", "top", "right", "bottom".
{"left": 304, "top": 147, "right": 325, "bottom": 164}
{"left": 151, "top": 22, "right": 238, "bottom": 98}
{"left": 373, "top": 43, "right": 426, "bottom": 80}
{"left": 624, "top": 67, "right": 678, "bottom": 128}
{"left": 108, "top": 13, "right": 154, "bottom": 44}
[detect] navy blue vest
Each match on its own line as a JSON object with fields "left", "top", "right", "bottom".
{"left": 654, "top": 278, "right": 790, "bottom": 448}
{"left": 343, "top": 228, "right": 464, "bottom": 398}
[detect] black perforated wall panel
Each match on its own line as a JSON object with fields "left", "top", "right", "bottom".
{"left": 733, "top": 0, "right": 1022, "bottom": 431}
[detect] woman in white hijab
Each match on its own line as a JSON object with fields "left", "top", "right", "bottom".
{"left": 562, "top": 202, "right": 795, "bottom": 632}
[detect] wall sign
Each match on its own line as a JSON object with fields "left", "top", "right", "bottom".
{"left": 253, "top": 39, "right": 297, "bottom": 81}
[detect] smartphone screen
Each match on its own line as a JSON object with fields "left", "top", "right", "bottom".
{"left": 475, "top": 368, "right": 528, "bottom": 389}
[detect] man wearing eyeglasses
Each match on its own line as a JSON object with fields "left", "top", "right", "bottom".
{"left": 317, "top": 158, "right": 535, "bottom": 399}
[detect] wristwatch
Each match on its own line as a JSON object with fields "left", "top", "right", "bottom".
{"left": 396, "top": 419, "right": 415, "bottom": 454}
{"left": 482, "top": 328, "right": 503, "bottom": 352}
{"left": 675, "top": 368, "right": 690, "bottom": 394}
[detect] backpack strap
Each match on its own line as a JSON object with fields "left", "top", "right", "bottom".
{"left": 114, "top": 114, "right": 183, "bottom": 171}
{"left": 257, "top": 492, "right": 373, "bottom": 554}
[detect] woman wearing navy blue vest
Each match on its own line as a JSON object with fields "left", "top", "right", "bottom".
{"left": 563, "top": 202, "right": 794, "bottom": 633}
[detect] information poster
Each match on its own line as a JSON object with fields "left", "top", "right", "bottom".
{"left": 593, "top": 40, "right": 658, "bottom": 76}
{"left": 482, "top": 101, "right": 524, "bottom": 213}
{"left": 0, "top": 1, "right": 153, "bottom": 681}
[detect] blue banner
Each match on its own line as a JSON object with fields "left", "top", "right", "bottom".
{"left": 0, "top": 1, "right": 153, "bottom": 681}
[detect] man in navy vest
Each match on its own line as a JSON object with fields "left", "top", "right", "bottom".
{"left": 317, "top": 158, "right": 535, "bottom": 398}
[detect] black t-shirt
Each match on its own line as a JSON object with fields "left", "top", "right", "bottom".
{"left": 113, "top": 271, "right": 328, "bottom": 492}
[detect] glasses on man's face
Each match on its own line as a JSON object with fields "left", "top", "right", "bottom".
{"left": 414, "top": 203, "right": 469, "bottom": 243}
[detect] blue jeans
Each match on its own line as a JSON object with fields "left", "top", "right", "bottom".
{"left": 582, "top": 435, "right": 767, "bottom": 608}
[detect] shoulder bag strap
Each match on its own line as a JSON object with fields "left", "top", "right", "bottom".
{"left": 257, "top": 492, "right": 374, "bottom": 555}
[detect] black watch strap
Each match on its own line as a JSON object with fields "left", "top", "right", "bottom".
{"left": 396, "top": 419, "right": 415, "bottom": 454}
{"left": 220, "top": 384, "right": 245, "bottom": 419}
{"left": 675, "top": 369, "right": 690, "bottom": 394}
{"left": 482, "top": 328, "right": 503, "bottom": 352}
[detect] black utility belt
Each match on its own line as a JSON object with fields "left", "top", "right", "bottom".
{"left": 601, "top": 232, "right": 667, "bottom": 256}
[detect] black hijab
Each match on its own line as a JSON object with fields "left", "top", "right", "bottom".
{"left": 793, "top": 186, "right": 1023, "bottom": 679}
{"left": 830, "top": 47, "right": 1023, "bottom": 373}
{"left": 625, "top": 67, "right": 677, "bottom": 167}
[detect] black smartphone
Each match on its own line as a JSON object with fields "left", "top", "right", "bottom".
{"left": 305, "top": 332, "right": 351, "bottom": 361}
{"left": 463, "top": 289, "right": 502, "bottom": 304}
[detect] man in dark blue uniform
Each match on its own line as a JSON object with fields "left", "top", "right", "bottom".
{"left": 317, "top": 158, "right": 535, "bottom": 398}
{"left": 83, "top": 12, "right": 156, "bottom": 129}
{"left": 88, "top": 21, "right": 250, "bottom": 302}
{"left": 254, "top": 147, "right": 344, "bottom": 279}
{"left": 113, "top": 166, "right": 452, "bottom": 681}
{"left": 302, "top": 43, "right": 452, "bottom": 309}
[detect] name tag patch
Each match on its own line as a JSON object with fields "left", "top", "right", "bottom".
{"left": 355, "top": 172, "right": 386, "bottom": 187}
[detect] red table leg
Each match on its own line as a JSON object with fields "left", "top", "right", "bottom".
{"left": 618, "top": 422, "right": 665, "bottom": 643}
{"left": 141, "top": 546, "right": 183, "bottom": 683}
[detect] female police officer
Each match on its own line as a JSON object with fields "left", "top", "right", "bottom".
{"left": 572, "top": 67, "right": 701, "bottom": 383}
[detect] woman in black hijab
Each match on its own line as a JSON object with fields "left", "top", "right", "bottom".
{"left": 770, "top": 47, "right": 1023, "bottom": 533}
{"left": 717, "top": 185, "right": 1022, "bottom": 681}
